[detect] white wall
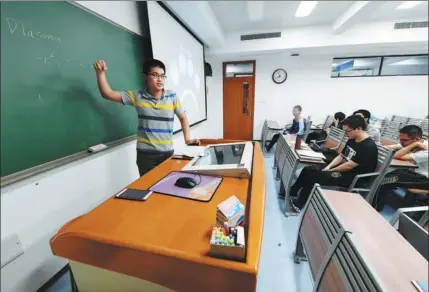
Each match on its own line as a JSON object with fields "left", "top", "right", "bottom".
{"left": 208, "top": 21, "right": 428, "bottom": 56}
{"left": 1, "top": 2, "right": 219, "bottom": 292}
{"left": 207, "top": 53, "right": 428, "bottom": 140}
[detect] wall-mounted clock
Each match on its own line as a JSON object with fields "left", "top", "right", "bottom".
{"left": 272, "top": 68, "right": 287, "bottom": 84}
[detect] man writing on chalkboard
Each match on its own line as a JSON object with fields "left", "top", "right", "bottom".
{"left": 93, "top": 59, "right": 200, "bottom": 177}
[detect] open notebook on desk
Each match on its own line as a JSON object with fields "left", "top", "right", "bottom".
{"left": 296, "top": 149, "right": 326, "bottom": 160}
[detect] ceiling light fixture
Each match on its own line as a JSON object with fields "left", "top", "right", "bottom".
{"left": 396, "top": 1, "right": 423, "bottom": 9}
{"left": 295, "top": 1, "right": 318, "bottom": 17}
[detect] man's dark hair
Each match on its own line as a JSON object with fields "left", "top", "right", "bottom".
{"left": 342, "top": 115, "right": 367, "bottom": 130}
{"left": 353, "top": 109, "right": 371, "bottom": 120}
{"left": 334, "top": 112, "right": 346, "bottom": 122}
{"left": 399, "top": 125, "right": 423, "bottom": 139}
{"left": 293, "top": 105, "right": 302, "bottom": 112}
{"left": 142, "top": 59, "right": 166, "bottom": 74}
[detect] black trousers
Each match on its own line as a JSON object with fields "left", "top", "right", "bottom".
{"left": 136, "top": 150, "right": 172, "bottom": 177}
{"left": 291, "top": 165, "right": 355, "bottom": 209}
{"left": 266, "top": 134, "right": 280, "bottom": 151}
{"left": 374, "top": 169, "right": 429, "bottom": 210}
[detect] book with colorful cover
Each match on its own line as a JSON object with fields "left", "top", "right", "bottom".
{"left": 216, "top": 195, "right": 245, "bottom": 227}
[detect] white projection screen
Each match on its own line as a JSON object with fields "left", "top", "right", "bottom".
{"left": 147, "top": 2, "right": 207, "bottom": 132}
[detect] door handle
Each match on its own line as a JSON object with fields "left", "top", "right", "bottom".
{"left": 242, "top": 82, "right": 249, "bottom": 116}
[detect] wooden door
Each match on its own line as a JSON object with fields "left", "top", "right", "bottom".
{"left": 223, "top": 61, "right": 255, "bottom": 140}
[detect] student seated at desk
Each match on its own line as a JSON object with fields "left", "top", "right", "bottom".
{"left": 290, "top": 115, "right": 378, "bottom": 210}
{"left": 306, "top": 112, "right": 345, "bottom": 143}
{"left": 353, "top": 109, "right": 381, "bottom": 144}
{"left": 375, "top": 125, "right": 429, "bottom": 211}
{"left": 265, "top": 105, "right": 305, "bottom": 152}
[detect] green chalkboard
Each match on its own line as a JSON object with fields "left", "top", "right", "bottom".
{"left": 1, "top": 2, "right": 148, "bottom": 177}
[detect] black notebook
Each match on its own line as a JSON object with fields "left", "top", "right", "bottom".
{"left": 115, "top": 189, "right": 152, "bottom": 201}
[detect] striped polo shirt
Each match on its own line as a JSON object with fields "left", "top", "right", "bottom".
{"left": 120, "top": 89, "right": 184, "bottom": 153}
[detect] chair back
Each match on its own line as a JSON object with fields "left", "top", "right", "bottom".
{"left": 421, "top": 120, "right": 428, "bottom": 133}
{"left": 398, "top": 213, "right": 429, "bottom": 261}
{"left": 363, "top": 145, "right": 394, "bottom": 204}
{"left": 261, "top": 120, "right": 269, "bottom": 141}
{"left": 323, "top": 127, "right": 345, "bottom": 149}
{"left": 322, "top": 115, "right": 335, "bottom": 131}
{"left": 381, "top": 122, "right": 400, "bottom": 146}
{"left": 391, "top": 115, "right": 408, "bottom": 126}
{"left": 337, "top": 136, "right": 348, "bottom": 154}
{"left": 303, "top": 120, "right": 313, "bottom": 141}
{"left": 280, "top": 143, "right": 300, "bottom": 197}
{"left": 379, "top": 118, "right": 388, "bottom": 129}
{"left": 276, "top": 143, "right": 288, "bottom": 177}
{"left": 375, "top": 144, "right": 394, "bottom": 173}
{"left": 274, "top": 135, "right": 285, "bottom": 167}
{"left": 406, "top": 117, "right": 425, "bottom": 127}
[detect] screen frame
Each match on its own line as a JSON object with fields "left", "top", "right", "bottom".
{"left": 192, "top": 144, "right": 246, "bottom": 167}
{"left": 152, "top": 1, "right": 208, "bottom": 134}
{"left": 182, "top": 142, "right": 254, "bottom": 175}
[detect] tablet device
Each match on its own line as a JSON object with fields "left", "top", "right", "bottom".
{"left": 115, "top": 189, "right": 153, "bottom": 201}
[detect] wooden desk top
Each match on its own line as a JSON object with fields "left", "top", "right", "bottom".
{"left": 50, "top": 139, "right": 266, "bottom": 292}
{"left": 284, "top": 139, "right": 325, "bottom": 165}
{"left": 390, "top": 158, "right": 418, "bottom": 168}
{"left": 324, "top": 190, "right": 428, "bottom": 291}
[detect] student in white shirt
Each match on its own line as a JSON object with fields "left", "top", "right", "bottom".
{"left": 386, "top": 125, "right": 428, "bottom": 177}
{"left": 376, "top": 125, "right": 428, "bottom": 211}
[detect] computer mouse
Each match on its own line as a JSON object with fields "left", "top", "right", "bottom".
{"left": 175, "top": 177, "right": 198, "bottom": 189}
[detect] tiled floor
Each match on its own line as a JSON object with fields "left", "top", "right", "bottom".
{"left": 41, "top": 152, "right": 395, "bottom": 292}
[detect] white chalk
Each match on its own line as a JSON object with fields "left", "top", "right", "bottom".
{"left": 88, "top": 144, "right": 107, "bottom": 153}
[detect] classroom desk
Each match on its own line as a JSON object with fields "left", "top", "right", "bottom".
{"left": 275, "top": 135, "right": 324, "bottom": 217}
{"left": 284, "top": 135, "right": 325, "bottom": 165}
{"left": 294, "top": 186, "right": 428, "bottom": 291}
{"left": 390, "top": 158, "right": 418, "bottom": 169}
{"left": 50, "top": 139, "right": 266, "bottom": 292}
{"left": 275, "top": 135, "right": 324, "bottom": 179}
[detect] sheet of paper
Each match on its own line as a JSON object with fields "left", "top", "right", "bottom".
{"left": 296, "top": 149, "right": 326, "bottom": 159}
{"left": 173, "top": 145, "right": 206, "bottom": 157}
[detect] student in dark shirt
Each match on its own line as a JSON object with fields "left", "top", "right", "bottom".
{"left": 290, "top": 115, "right": 378, "bottom": 210}
{"left": 265, "top": 105, "right": 305, "bottom": 152}
{"left": 307, "top": 112, "right": 346, "bottom": 143}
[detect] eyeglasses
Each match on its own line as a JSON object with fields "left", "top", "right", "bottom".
{"left": 345, "top": 129, "right": 355, "bottom": 133}
{"left": 147, "top": 73, "right": 167, "bottom": 80}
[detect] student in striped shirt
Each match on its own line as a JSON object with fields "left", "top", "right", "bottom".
{"left": 93, "top": 59, "right": 199, "bottom": 176}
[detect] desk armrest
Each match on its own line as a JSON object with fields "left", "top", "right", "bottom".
{"left": 348, "top": 172, "right": 379, "bottom": 191}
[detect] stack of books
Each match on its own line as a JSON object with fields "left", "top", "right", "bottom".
{"left": 216, "top": 195, "right": 245, "bottom": 228}
{"left": 296, "top": 149, "right": 326, "bottom": 161}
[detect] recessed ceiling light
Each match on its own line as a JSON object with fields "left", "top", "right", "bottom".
{"left": 396, "top": 1, "right": 423, "bottom": 9}
{"left": 295, "top": 1, "right": 318, "bottom": 18}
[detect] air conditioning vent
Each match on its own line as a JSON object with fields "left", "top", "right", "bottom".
{"left": 394, "top": 21, "right": 428, "bottom": 29}
{"left": 240, "top": 32, "right": 281, "bottom": 41}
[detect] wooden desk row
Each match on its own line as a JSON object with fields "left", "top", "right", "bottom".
{"left": 50, "top": 139, "right": 266, "bottom": 292}
{"left": 274, "top": 134, "right": 325, "bottom": 217}
{"left": 294, "top": 185, "right": 428, "bottom": 292}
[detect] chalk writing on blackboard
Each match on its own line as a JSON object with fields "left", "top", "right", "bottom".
{"left": 37, "top": 52, "right": 90, "bottom": 69}
{"left": 6, "top": 17, "right": 62, "bottom": 44}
